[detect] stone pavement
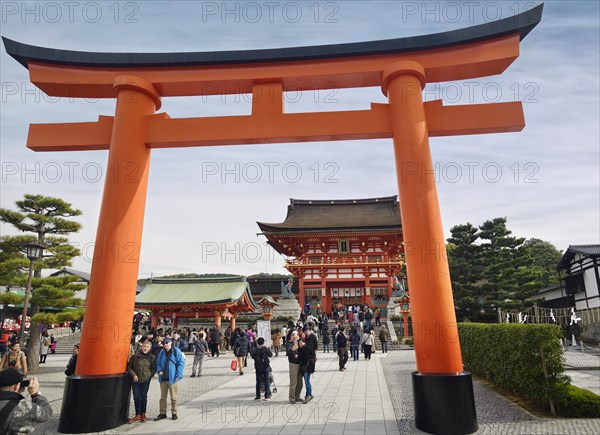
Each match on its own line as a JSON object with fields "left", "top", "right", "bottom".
{"left": 125, "top": 350, "right": 400, "bottom": 435}
{"left": 568, "top": 370, "right": 600, "bottom": 397}
{"left": 20, "top": 349, "right": 600, "bottom": 434}
{"left": 564, "top": 349, "right": 600, "bottom": 369}
{"left": 29, "top": 350, "right": 246, "bottom": 434}
{"left": 563, "top": 350, "right": 600, "bottom": 396}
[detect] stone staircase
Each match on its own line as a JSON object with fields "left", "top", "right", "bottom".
{"left": 323, "top": 319, "right": 406, "bottom": 351}
{"left": 48, "top": 327, "right": 82, "bottom": 354}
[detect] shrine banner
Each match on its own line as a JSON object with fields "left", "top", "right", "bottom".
{"left": 257, "top": 320, "right": 272, "bottom": 348}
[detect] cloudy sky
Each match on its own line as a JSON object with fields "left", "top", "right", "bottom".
{"left": 1, "top": 1, "right": 598, "bottom": 278}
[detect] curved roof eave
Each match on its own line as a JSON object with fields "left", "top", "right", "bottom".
{"left": 2, "top": 4, "right": 542, "bottom": 69}
{"left": 256, "top": 224, "right": 402, "bottom": 234}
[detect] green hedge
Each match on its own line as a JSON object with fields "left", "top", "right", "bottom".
{"left": 458, "top": 323, "right": 569, "bottom": 409}
{"left": 556, "top": 385, "right": 600, "bottom": 417}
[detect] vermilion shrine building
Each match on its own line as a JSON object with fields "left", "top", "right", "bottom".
{"left": 134, "top": 276, "right": 258, "bottom": 331}
{"left": 258, "top": 196, "right": 404, "bottom": 315}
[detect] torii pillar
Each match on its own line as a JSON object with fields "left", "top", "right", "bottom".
{"left": 384, "top": 62, "right": 476, "bottom": 433}
{"left": 59, "top": 76, "right": 160, "bottom": 432}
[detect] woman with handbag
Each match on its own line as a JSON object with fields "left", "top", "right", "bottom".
{"left": 232, "top": 328, "right": 249, "bottom": 376}
{"left": 39, "top": 332, "right": 50, "bottom": 363}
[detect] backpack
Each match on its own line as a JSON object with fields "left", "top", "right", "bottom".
{"left": 307, "top": 333, "right": 319, "bottom": 351}
{"left": 255, "top": 348, "right": 269, "bottom": 371}
{"left": 1, "top": 398, "right": 21, "bottom": 434}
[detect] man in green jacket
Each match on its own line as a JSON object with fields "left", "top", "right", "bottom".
{"left": 127, "top": 340, "right": 156, "bottom": 423}
{"left": 379, "top": 325, "right": 390, "bottom": 353}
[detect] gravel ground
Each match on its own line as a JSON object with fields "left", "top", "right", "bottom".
{"left": 380, "top": 351, "right": 600, "bottom": 435}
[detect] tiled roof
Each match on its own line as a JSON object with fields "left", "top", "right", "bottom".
{"left": 558, "top": 244, "right": 600, "bottom": 270}
{"left": 136, "top": 276, "right": 253, "bottom": 305}
{"left": 50, "top": 267, "right": 91, "bottom": 282}
{"left": 567, "top": 245, "right": 600, "bottom": 257}
{"left": 247, "top": 278, "right": 298, "bottom": 295}
{"left": 536, "top": 283, "right": 564, "bottom": 294}
{"left": 257, "top": 196, "right": 401, "bottom": 232}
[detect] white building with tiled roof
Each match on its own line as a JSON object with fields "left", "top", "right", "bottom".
{"left": 558, "top": 245, "right": 600, "bottom": 310}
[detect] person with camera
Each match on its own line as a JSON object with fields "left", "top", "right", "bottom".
{"left": 0, "top": 343, "right": 27, "bottom": 376}
{"left": 0, "top": 368, "right": 52, "bottom": 434}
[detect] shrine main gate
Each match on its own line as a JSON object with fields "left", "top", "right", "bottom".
{"left": 3, "top": 5, "right": 542, "bottom": 434}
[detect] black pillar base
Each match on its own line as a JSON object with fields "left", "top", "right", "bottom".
{"left": 58, "top": 373, "right": 131, "bottom": 433}
{"left": 412, "top": 371, "right": 478, "bottom": 435}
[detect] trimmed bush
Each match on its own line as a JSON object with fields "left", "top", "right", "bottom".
{"left": 458, "top": 323, "right": 569, "bottom": 409}
{"left": 556, "top": 385, "right": 600, "bottom": 418}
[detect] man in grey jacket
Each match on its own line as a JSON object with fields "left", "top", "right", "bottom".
{"left": 0, "top": 368, "right": 52, "bottom": 434}
{"left": 191, "top": 332, "right": 209, "bottom": 377}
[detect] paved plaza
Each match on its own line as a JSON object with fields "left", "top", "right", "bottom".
{"left": 23, "top": 347, "right": 600, "bottom": 434}
{"left": 563, "top": 350, "right": 600, "bottom": 397}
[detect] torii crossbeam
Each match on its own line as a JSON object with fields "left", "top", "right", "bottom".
{"left": 3, "top": 4, "right": 543, "bottom": 434}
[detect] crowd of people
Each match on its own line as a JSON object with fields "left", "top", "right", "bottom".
{"left": 0, "top": 330, "right": 61, "bottom": 373}
{"left": 301, "top": 303, "right": 384, "bottom": 334}
{"left": 1, "top": 324, "right": 72, "bottom": 363}
{"left": 0, "top": 304, "right": 392, "bottom": 432}
{"left": 124, "top": 318, "right": 342, "bottom": 417}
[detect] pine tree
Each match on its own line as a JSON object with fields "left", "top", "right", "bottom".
{"left": 447, "top": 223, "right": 483, "bottom": 321}
{"left": 28, "top": 276, "right": 85, "bottom": 326}
{"left": 477, "top": 218, "right": 546, "bottom": 311}
{"left": 523, "top": 238, "right": 563, "bottom": 287}
{"left": 0, "top": 235, "right": 30, "bottom": 284}
{"left": 447, "top": 218, "right": 559, "bottom": 321}
{"left": 0, "top": 194, "right": 82, "bottom": 372}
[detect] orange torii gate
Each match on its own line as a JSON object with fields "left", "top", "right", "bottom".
{"left": 3, "top": 5, "right": 542, "bottom": 434}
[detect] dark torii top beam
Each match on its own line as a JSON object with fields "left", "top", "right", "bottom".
{"left": 1, "top": 4, "right": 543, "bottom": 103}
{"left": 0, "top": 6, "right": 545, "bottom": 153}
{"left": 2, "top": 5, "right": 542, "bottom": 69}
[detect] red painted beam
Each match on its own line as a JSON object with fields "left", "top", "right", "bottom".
{"left": 26, "top": 101, "right": 523, "bottom": 152}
